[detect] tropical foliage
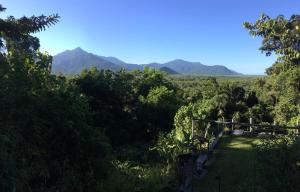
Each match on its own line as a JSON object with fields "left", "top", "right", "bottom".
{"left": 0, "top": 4, "right": 299, "bottom": 192}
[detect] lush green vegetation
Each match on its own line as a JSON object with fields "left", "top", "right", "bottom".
{"left": 0, "top": 5, "right": 299, "bottom": 192}
{"left": 193, "top": 13, "right": 300, "bottom": 192}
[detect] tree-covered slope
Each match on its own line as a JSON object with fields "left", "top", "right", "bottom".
{"left": 159, "top": 66, "right": 180, "bottom": 74}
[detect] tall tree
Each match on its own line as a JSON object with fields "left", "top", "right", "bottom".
{"left": 245, "top": 14, "right": 300, "bottom": 124}
{"left": 0, "top": 5, "right": 111, "bottom": 192}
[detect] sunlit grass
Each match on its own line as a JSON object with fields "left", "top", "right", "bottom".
{"left": 193, "top": 135, "right": 261, "bottom": 192}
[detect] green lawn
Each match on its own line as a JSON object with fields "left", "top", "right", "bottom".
{"left": 193, "top": 135, "right": 261, "bottom": 192}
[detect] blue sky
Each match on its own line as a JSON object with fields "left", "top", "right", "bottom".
{"left": 2, "top": 0, "right": 300, "bottom": 74}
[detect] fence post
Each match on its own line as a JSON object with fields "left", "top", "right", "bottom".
{"left": 204, "top": 123, "right": 210, "bottom": 138}
{"left": 191, "top": 119, "right": 194, "bottom": 139}
{"left": 297, "top": 119, "right": 299, "bottom": 136}
{"left": 273, "top": 120, "right": 276, "bottom": 135}
{"left": 207, "top": 136, "right": 210, "bottom": 153}
{"left": 221, "top": 118, "right": 225, "bottom": 134}
{"left": 249, "top": 117, "right": 253, "bottom": 133}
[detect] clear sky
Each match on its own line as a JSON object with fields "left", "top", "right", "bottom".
{"left": 2, "top": 0, "right": 300, "bottom": 74}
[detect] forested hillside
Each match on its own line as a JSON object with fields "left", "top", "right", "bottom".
{"left": 0, "top": 4, "right": 299, "bottom": 192}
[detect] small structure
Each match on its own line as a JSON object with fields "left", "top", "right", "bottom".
{"left": 196, "top": 153, "right": 208, "bottom": 173}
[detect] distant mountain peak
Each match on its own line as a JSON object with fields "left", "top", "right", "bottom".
{"left": 172, "top": 59, "right": 187, "bottom": 62}
{"left": 71, "top": 47, "right": 86, "bottom": 53}
{"left": 166, "top": 59, "right": 202, "bottom": 65}
{"left": 73, "top": 47, "right": 84, "bottom": 51}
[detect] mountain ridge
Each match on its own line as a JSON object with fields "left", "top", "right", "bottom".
{"left": 52, "top": 47, "right": 242, "bottom": 76}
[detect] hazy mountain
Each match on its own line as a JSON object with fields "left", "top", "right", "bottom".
{"left": 98, "top": 56, "right": 126, "bottom": 65}
{"left": 146, "top": 59, "right": 241, "bottom": 75}
{"left": 52, "top": 47, "right": 122, "bottom": 74}
{"left": 159, "top": 66, "right": 180, "bottom": 74}
{"left": 52, "top": 47, "right": 242, "bottom": 75}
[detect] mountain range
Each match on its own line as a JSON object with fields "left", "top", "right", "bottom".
{"left": 52, "top": 47, "right": 242, "bottom": 75}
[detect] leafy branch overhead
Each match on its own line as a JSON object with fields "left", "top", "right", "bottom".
{"left": 244, "top": 14, "right": 300, "bottom": 64}
{"left": 244, "top": 14, "right": 300, "bottom": 125}
{"left": 0, "top": 4, "right": 59, "bottom": 50}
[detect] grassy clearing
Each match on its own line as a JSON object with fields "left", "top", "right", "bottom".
{"left": 193, "top": 135, "right": 261, "bottom": 192}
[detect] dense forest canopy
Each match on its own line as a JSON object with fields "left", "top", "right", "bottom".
{"left": 0, "top": 4, "right": 299, "bottom": 192}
